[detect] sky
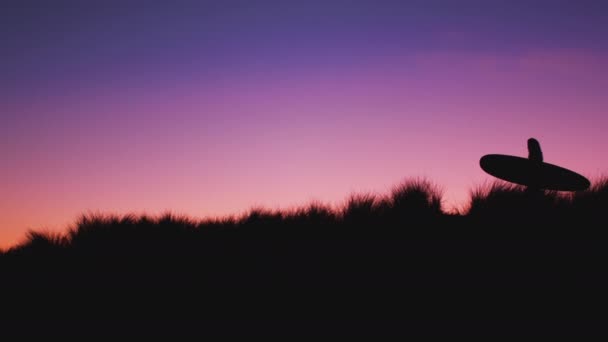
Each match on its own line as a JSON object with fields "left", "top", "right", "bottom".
{"left": 1, "top": 0, "right": 608, "bottom": 248}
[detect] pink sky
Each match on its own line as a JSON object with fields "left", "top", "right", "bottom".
{"left": 2, "top": 48, "right": 607, "bottom": 248}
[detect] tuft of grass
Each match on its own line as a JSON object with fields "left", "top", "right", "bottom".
{"left": 240, "top": 207, "right": 283, "bottom": 226}
{"left": 7, "top": 230, "right": 67, "bottom": 255}
{"left": 237, "top": 208, "right": 285, "bottom": 236}
{"left": 341, "top": 193, "right": 378, "bottom": 223}
{"left": 287, "top": 202, "right": 336, "bottom": 224}
{"left": 387, "top": 178, "right": 443, "bottom": 219}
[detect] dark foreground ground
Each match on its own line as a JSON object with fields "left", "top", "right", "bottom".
{"left": 2, "top": 180, "right": 607, "bottom": 337}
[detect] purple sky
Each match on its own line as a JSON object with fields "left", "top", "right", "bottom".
{"left": 2, "top": 1, "right": 608, "bottom": 247}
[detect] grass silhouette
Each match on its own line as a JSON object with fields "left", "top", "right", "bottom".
{"left": 3, "top": 176, "right": 607, "bottom": 253}
{"left": 2, "top": 177, "right": 608, "bottom": 336}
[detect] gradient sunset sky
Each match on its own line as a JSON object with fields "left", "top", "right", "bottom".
{"left": 2, "top": 0, "right": 607, "bottom": 248}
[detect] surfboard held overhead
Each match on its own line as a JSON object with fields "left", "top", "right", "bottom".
{"left": 479, "top": 138, "right": 590, "bottom": 191}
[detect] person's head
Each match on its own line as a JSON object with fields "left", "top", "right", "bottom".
{"left": 527, "top": 138, "right": 540, "bottom": 149}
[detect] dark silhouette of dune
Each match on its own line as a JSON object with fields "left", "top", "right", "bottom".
{"left": 2, "top": 177, "right": 608, "bottom": 337}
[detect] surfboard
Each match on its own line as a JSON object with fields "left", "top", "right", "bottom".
{"left": 480, "top": 154, "right": 590, "bottom": 191}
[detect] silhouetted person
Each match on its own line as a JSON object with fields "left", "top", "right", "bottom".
{"left": 526, "top": 138, "right": 543, "bottom": 195}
